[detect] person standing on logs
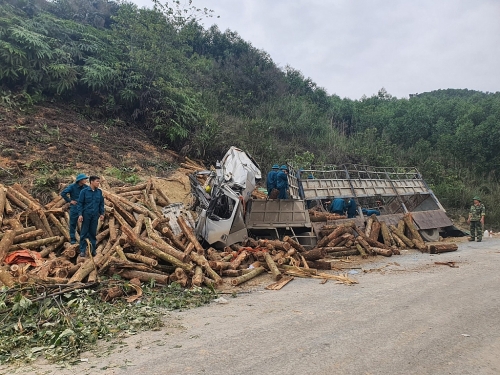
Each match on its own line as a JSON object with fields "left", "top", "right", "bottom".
{"left": 467, "top": 196, "right": 485, "bottom": 242}
{"left": 276, "top": 165, "right": 290, "bottom": 199}
{"left": 60, "top": 173, "right": 88, "bottom": 244}
{"left": 267, "top": 164, "right": 280, "bottom": 199}
{"left": 77, "top": 175, "right": 104, "bottom": 257}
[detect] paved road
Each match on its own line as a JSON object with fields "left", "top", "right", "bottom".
{"left": 10, "top": 238, "right": 500, "bottom": 375}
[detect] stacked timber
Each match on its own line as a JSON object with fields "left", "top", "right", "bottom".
{"left": 312, "top": 213, "right": 438, "bottom": 259}
{"left": 0, "top": 180, "right": 358, "bottom": 293}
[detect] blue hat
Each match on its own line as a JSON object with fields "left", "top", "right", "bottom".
{"left": 272, "top": 164, "right": 280, "bottom": 169}
{"left": 75, "top": 173, "right": 89, "bottom": 182}
{"left": 280, "top": 165, "right": 288, "bottom": 170}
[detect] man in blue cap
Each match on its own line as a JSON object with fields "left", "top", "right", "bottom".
{"left": 267, "top": 164, "right": 280, "bottom": 198}
{"left": 77, "top": 175, "right": 105, "bottom": 257}
{"left": 60, "top": 173, "right": 88, "bottom": 244}
{"left": 276, "top": 165, "right": 289, "bottom": 199}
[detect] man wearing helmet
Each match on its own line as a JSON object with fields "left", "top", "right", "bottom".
{"left": 467, "top": 196, "right": 485, "bottom": 242}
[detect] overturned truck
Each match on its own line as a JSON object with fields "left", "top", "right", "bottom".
{"left": 190, "top": 147, "right": 459, "bottom": 249}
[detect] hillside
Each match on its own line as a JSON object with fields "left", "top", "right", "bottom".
{"left": 0, "top": 103, "right": 192, "bottom": 204}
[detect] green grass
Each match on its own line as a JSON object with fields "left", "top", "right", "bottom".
{"left": 0, "top": 281, "right": 216, "bottom": 364}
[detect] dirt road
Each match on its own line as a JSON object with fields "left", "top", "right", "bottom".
{"left": 6, "top": 238, "right": 500, "bottom": 375}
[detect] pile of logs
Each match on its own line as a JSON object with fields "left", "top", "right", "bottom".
{"left": 0, "top": 179, "right": 358, "bottom": 295}
{"left": 313, "top": 213, "right": 448, "bottom": 258}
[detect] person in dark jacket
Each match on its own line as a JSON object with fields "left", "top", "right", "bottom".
{"left": 266, "top": 164, "right": 280, "bottom": 197}
{"left": 346, "top": 198, "right": 357, "bottom": 218}
{"left": 60, "top": 173, "right": 88, "bottom": 244}
{"left": 77, "top": 175, "right": 104, "bottom": 257}
{"left": 276, "top": 165, "right": 289, "bottom": 199}
{"left": 329, "top": 198, "right": 346, "bottom": 215}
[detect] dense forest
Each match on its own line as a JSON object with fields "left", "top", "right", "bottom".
{"left": 1, "top": 0, "right": 499, "bottom": 226}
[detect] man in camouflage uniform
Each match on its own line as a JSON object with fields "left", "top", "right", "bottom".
{"left": 467, "top": 196, "right": 485, "bottom": 242}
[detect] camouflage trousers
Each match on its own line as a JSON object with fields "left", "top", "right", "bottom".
{"left": 470, "top": 221, "right": 483, "bottom": 240}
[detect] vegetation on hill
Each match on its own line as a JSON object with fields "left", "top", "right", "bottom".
{"left": 1, "top": 0, "right": 499, "bottom": 227}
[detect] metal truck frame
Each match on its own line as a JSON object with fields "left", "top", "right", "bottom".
{"left": 189, "top": 148, "right": 459, "bottom": 249}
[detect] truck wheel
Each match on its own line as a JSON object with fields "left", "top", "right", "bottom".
{"left": 419, "top": 228, "right": 439, "bottom": 242}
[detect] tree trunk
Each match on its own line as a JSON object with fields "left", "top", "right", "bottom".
{"left": 380, "top": 221, "right": 392, "bottom": 247}
{"left": 48, "top": 213, "right": 70, "bottom": 241}
{"left": 230, "top": 250, "right": 248, "bottom": 270}
{"left": 40, "top": 236, "right": 66, "bottom": 258}
{"left": 192, "top": 266, "right": 204, "bottom": 286}
{"left": 389, "top": 225, "right": 414, "bottom": 248}
{"left": 428, "top": 243, "right": 458, "bottom": 254}
{"left": 328, "top": 249, "right": 360, "bottom": 258}
{"left": 372, "top": 247, "right": 393, "bottom": 257}
{"left": 403, "top": 214, "right": 425, "bottom": 242}
{"left": 125, "top": 253, "right": 158, "bottom": 267}
{"left": 12, "top": 229, "right": 44, "bottom": 244}
{"left": 177, "top": 216, "right": 205, "bottom": 254}
{"left": 231, "top": 266, "right": 265, "bottom": 286}
{"left": 114, "top": 269, "right": 169, "bottom": 284}
{"left": 9, "top": 236, "right": 62, "bottom": 251}
{"left": 301, "top": 248, "right": 327, "bottom": 261}
{"left": 369, "top": 221, "right": 381, "bottom": 242}
{"left": 264, "top": 252, "right": 282, "bottom": 281}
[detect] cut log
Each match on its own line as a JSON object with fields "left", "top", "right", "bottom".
{"left": 221, "top": 269, "right": 242, "bottom": 277}
{"left": 369, "top": 221, "right": 381, "bottom": 242}
{"left": 125, "top": 253, "right": 158, "bottom": 267}
{"left": 324, "top": 246, "right": 352, "bottom": 253}
{"left": 108, "top": 215, "right": 117, "bottom": 242}
{"left": 391, "top": 231, "right": 406, "bottom": 248}
{"left": 153, "top": 181, "right": 171, "bottom": 206}
{"left": 113, "top": 183, "right": 148, "bottom": 194}
{"left": 428, "top": 243, "right": 458, "bottom": 254}
{"left": 9, "top": 236, "right": 61, "bottom": 251}
{"left": 48, "top": 213, "right": 70, "bottom": 241}
{"left": 192, "top": 266, "right": 203, "bottom": 287}
{"left": 68, "top": 254, "right": 102, "bottom": 283}
{"left": 264, "top": 252, "right": 282, "bottom": 281}
{"left": 305, "top": 260, "right": 332, "bottom": 270}
{"left": 231, "top": 266, "right": 265, "bottom": 286}
{"left": 372, "top": 247, "right": 393, "bottom": 257}
{"left": 0, "top": 230, "right": 16, "bottom": 263}
{"left": 355, "top": 243, "right": 368, "bottom": 258}
{"left": 328, "top": 249, "right": 360, "bottom": 258}
{"left": 389, "top": 225, "right": 415, "bottom": 248}
{"left": 365, "top": 215, "right": 375, "bottom": 237}
{"left": 0, "top": 184, "right": 6, "bottom": 224}
{"left": 177, "top": 216, "right": 204, "bottom": 254}
{"left": 5, "top": 189, "right": 28, "bottom": 210}
{"left": 403, "top": 214, "right": 425, "bottom": 243}
{"left": 301, "top": 248, "right": 327, "bottom": 261}
{"left": 116, "top": 269, "right": 169, "bottom": 284}
{"left": 380, "top": 221, "right": 392, "bottom": 247}
{"left": 40, "top": 237, "right": 65, "bottom": 258}
{"left": 356, "top": 235, "right": 374, "bottom": 256}
{"left": 0, "top": 267, "right": 15, "bottom": 287}
{"left": 13, "top": 229, "right": 44, "bottom": 244}
{"left": 161, "top": 225, "right": 186, "bottom": 251}
{"left": 230, "top": 250, "right": 248, "bottom": 270}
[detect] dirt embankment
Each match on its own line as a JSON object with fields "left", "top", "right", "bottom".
{"left": 0, "top": 103, "right": 195, "bottom": 203}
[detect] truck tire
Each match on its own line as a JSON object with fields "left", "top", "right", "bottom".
{"left": 419, "top": 228, "right": 439, "bottom": 242}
